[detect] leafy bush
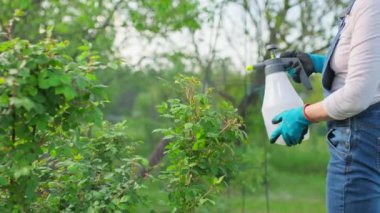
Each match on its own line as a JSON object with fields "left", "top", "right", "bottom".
{"left": 0, "top": 37, "right": 101, "bottom": 210}
{"left": 0, "top": 37, "right": 250, "bottom": 212}
{"left": 0, "top": 38, "right": 146, "bottom": 212}
{"left": 155, "top": 76, "right": 247, "bottom": 212}
{"left": 34, "top": 121, "right": 147, "bottom": 212}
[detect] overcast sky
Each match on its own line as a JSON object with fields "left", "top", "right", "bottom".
{"left": 114, "top": 0, "right": 341, "bottom": 73}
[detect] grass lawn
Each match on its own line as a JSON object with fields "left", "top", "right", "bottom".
{"left": 204, "top": 170, "right": 326, "bottom": 213}
{"left": 137, "top": 168, "right": 327, "bottom": 213}
{"left": 137, "top": 130, "right": 330, "bottom": 213}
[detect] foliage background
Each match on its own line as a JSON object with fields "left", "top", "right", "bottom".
{"left": 0, "top": 0, "right": 351, "bottom": 212}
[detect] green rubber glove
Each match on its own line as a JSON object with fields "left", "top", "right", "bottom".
{"left": 270, "top": 106, "right": 311, "bottom": 146}
{"left": 309, "top": 54, "right": 325, "bottom": 73}
{"left": 280, "top": 51, "right": 326, "bottom": 83}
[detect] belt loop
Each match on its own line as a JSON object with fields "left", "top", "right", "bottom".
{"left": 349, "top": 116, "right": 356, "bottom": 131}
{"left": 348, "top": 117, "right": 352, "bottom": 130}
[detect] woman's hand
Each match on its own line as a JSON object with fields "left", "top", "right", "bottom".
{"left": 270, "top": 106, "right": 311, "bottom": 146}
{"left": 270, "top": 102, "right": 331, "bottom": 146}
{"left": 280, "top": 51, "right": 326, "bottom": 83}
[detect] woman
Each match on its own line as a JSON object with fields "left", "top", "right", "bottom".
{"left": 271, "top": 0, "right": 380, "bottom": 212}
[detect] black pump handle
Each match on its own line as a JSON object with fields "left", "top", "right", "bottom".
{"left": 281, "top": 58, "right": 313, "bottom": 90}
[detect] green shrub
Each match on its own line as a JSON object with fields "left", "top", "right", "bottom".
{"left": 34, "top": 121, "right": 147, "bottom": 212}
{"left": 155, "top": 76, "right": 247, "bottom": 212}
{"left": 0, "top": 38, "right": 146, "bottom": 212}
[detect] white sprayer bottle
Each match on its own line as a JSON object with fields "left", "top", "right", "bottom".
{"left": 251, "top": 45, "right": 312, "bottom": 145}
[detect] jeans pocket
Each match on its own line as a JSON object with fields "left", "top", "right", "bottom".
{"left": 326, "top": 127, "right": 351, "bottom": 161}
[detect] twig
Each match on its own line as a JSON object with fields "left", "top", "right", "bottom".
{"left": 11, "top": 79, "right": 16, "bottom": 143}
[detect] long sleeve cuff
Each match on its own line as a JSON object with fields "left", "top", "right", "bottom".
{"left": 323, "top": 95, "right": 346, "bottom": 120}
{"left": 308, "top": 54, "right": 326, "bottom": 73}
{"left": 323, "top": 86, "right": 374, "bottom": 121}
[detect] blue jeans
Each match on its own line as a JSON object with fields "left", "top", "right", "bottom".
{"left": 326, "top": 102, "right": 380, "bottom": 213}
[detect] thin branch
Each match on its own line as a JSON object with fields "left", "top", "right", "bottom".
{"left": 242, "top": 0, "right": 265, "bottom": 59}
{"left": 99, "top": 0, "right": 123, "bottom": 30}
{"left": 191, "top": 33, "right": 205, "bottom": 70}
{"left": 224, "top": 28, "right": 245, "bottom": 68}
{"left": 205, "top": 1, "right": 225, "bottom": 69}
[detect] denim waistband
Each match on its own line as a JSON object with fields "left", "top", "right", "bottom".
{"left": 327, "top": 101, "right": 380, "bottom": 129}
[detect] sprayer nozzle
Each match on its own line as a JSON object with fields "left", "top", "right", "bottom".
{"left": 266, "top": 44, "right": 278, "bottom": 59}
{"left": 246, "top": 65, "right": 254, "bottom": 72}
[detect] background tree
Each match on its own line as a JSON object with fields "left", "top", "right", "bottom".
{"left": 0, "top": 0, "right": 352, "bottom": 211}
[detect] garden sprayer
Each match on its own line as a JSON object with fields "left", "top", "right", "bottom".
{"left": 248, "top": 45, "right": 312, "bottom": 145}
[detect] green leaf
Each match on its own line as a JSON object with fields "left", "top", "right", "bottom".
{"left": 9, "top": 69, "right": 18, "bottom": 75}
{"left": 86, "top": 73, "right": 97, "bottom": 81}
{"left": 93, "top": 191, "right": 105, "bottom": 200}
{"left": 55, "top": 86, "right": 77, "bottom": 100}
{"left": 25, "top": 176, "right": 38, "bottom": 200}
{"left": 75, "top": 77, "right": 88, "bottom": 89}
{"left": 213, "top": 176, "right": 225, "bottom": 185}
{"left": 14, "top": 9, "right": 25, "bottom": 17}
{"left": 135, "top": 155, "right": 149, "bottom": 167}
{"left": 117, "top": 204, "right": 129, "bottom": 210}
{"left": 47, "top": 73, "right": 63, "bottom": 87}
{"left": 47, "top": 25, "right": 54, "bottom": 38}
{"left": 0, "top": 176, "right": 9, "bottom": 186}
{"left": 35, "top": 114, "right": 49, "bottom": 130}
{"left": 27, "top": 87, "right": 38, "bottom": 96}
{"left": 77, "top": 51, "right": 89, "bottom": 61}
{"left": 163, "top": 135, "right": 174, "bottom": 140}
{"left": 78, "top": 44, "right": 90, "bottom": 51}
{"left": 10, "top": 97, "right": 34, "bottom": 111}
{"left": 35, "top": 55, "right": 49, "bottom": 64}
{"left": 156, "top": 102, "right": 168, "bottom": 113}
{"left": 120, "top": 195, "right": 130, "bottom": 203}
{"left": 67, "top": 164, "right": 80, "bottom": 173}
{"left": 152, "top": 128, "right": 169, "bottom": 134}
{"left": 192, "top": 141, "right": 199, "bottom": 151}
{"left": 38, "top": 72, "right": 63, "bottom": 89}
{"left": 60, "top": 74, "right": 72, "bottom": 85}
{"left": 0, "top": 94, "right": 9, "bottom": 107}
{"left": 199, "top": 198, "right": 215, "bottom": 205}
{"left": 184, "top": 123, "right": 193, "bottom": 129}
{"left": 104, "top": 173, "right": 114, "bottom": 180}
{"left": 14, "top": 167, "right": 30, "bottom": 180}
{"left": 0, "top": 77, "right": 5, "bottom": 84}
{"left": 49, "top": 150, "right": 57, "bottom": 159}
